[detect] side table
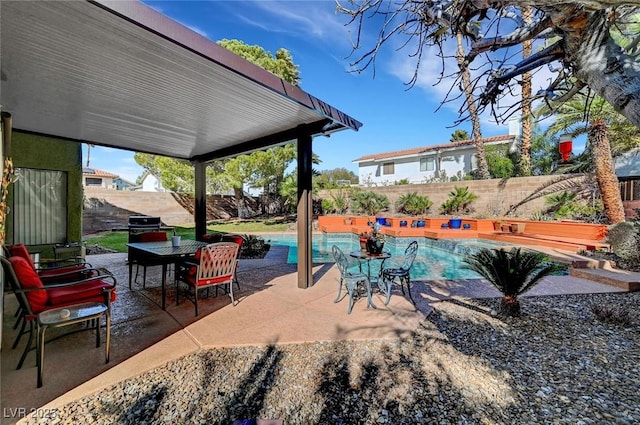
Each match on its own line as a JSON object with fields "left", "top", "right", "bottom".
{"left": 36, "top": 302, "right": 111, "bottom": 387}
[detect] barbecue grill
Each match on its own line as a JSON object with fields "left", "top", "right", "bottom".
{"left": 127, "top": 216, "right": 172, "bottom": 262}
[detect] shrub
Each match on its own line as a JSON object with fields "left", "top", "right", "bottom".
{"left": 439, "top": 186, "right": 478, "bottom": 215}
{"left": 462, "top": 248, "right": 562, "bottom": 317}
{"left": 396, "top": 192, "right": 433, "bottom": 215}
{"left": 607, "top": 221, "right": 640, "bottom": 269}
{"left": 350, "top": 190, "right": 389, "bottom": 215}
{"left": 240, "top": 234, "right": 270, "bottom": 259}
{"left": 321, "top": 198, "right": 334, "bottom": 214}
{"left": 331, "top": 190, "right": 350, "bottom": 214}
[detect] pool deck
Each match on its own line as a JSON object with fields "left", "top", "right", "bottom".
{"left": 2, "top": 243, "right": 635, "bottom": 425}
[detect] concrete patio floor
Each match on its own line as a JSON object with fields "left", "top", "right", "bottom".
{"left": 1, "top": 245, "right": 625, "bottom": 424}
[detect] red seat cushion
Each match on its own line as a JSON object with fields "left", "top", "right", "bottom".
{"left": 47, "top": 280, "right": 116, "bottom": 306}
{"left": 8, "top": 256, "right": 48, "bottom": 313}
{"left": 183, "top": 274, "right": 233, "bottom": 287}
{"left": 7, "top": 244, "right": 36, "bottom": 270}
{"left": 138, "top": 231, "right": 168, "bottom": 242}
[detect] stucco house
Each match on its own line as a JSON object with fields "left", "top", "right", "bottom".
{"left": 353, "top": 127, "right": 520, "bottom": 186}
{"left": 82, "top": 167, "right": 119, "bottom": 189}
{"left": 139, "top": 172, "right": 166, "bottom": 192}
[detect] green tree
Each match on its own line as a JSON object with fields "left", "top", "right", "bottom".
{"left": 218, "top": 39, "right": 300, "bottom": 85}
{"left": 315, "top": 168, "right": 358, "bottom": 189}
{"left": 485, "top": 146, "right": 516, "bottom": 179}
{"left": 530, "top": 127, "right": 561, "bottom": 175}
{"left": 449, "top": 129, "right": 470, "bottom": 143}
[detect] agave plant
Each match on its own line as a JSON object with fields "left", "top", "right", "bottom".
{"left": 462, "top": 248, "right": 562, "bottom": 316}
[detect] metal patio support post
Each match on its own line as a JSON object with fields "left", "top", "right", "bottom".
{"left": 194, "top": 160, "right": 207, "bottom": 241}
{"left": 297, "top": 133, "right": 313, "bottom": 289}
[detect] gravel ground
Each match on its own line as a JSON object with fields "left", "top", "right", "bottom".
{"left": 23, "top": 292, "right": 639, "bottom": 425}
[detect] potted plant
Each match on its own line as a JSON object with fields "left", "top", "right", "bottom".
{"left": 461, "top": 248, "right": 563, "bottom": 316}
{"left": 365, "top": 221, "right": 385, "bottom": 254}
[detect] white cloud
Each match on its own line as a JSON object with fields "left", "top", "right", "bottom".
{"left": 235, "top": 1, "right": 352, "bottom": 48}
{"left": 385, "top": 34, "right": 560, "bottom": 135}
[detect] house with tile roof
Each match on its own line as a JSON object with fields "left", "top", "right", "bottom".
{"left": 82, "top": 167, "right": 120, "bottom": 189}
{"left": 353, "top": 126, "right": 520, "bottom": 186}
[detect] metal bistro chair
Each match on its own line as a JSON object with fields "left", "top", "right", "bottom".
{"left": 331, "top": 245, "right": 375, "bottom": 314}
{"left": 380, "top": 240, "right": 419, "bottom": 305}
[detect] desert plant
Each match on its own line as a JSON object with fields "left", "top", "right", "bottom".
{"left": 607, "top": 221, "right": 640, "bottom": 268}
{"left": 395, "top": 192, "right": 433, "bottom": 215}
{"left": 331, "top": 190, "right": 350, "bottom": 214}
{"left": 439, "top": 186, "right": 478, "bottom": 215}
{"left": 544, "top": 190, "right": 579, "bottom": 218}
{"left": 350, "top": 190, "right": 389, "bottom": 215}
{"left": 462, "top": 248, "right": 562, "bottom": 317}
{"left": 240, "top": 234, "right": 270, "bottom": 258}
{"left": 591, "top": 304, "right": 633, "bottom": 326}
{"left": 321, "top": 198, "right": 334, "bottom": 214}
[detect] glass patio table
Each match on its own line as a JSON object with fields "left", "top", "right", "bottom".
{"left": 127, "top": 240, "right": 207, "bottom": 310}
{"left": 37, "top": 302, "right": 110, "bottom": 388}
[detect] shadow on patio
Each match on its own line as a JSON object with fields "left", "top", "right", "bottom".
{"left": 1, "top": 245, "right": 426, "bottom": 425}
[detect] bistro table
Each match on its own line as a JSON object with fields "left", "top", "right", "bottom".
{"left": 127, "top": 240, "right": 207, "bottom": 310}
{"left": 349, "top": 250, "right": 391, "bottom": 285}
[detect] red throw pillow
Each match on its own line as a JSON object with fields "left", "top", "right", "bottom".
{"left": 9, "top": 256, "right": 48, "bottom": 313}
{"left": 7, "top": 244, "right": 36, "bottom": 270}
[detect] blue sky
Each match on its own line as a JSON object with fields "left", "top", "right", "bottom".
{"left": 87, "top": 0, "right": 549, "bottom": 183}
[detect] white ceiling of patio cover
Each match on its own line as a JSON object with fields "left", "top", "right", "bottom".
{"left": 0, "top": 1, "right": 360, "bottom": 160}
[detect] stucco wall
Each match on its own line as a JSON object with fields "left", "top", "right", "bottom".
{"left": 7, "top": 131, "right": 82, "bottom": 256}
{"left": 319, "top": 174, "right": 591, "bottom": 218}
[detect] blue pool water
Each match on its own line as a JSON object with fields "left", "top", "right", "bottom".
{"left": 261, "top": 233, "right": 522, "bottom": 280}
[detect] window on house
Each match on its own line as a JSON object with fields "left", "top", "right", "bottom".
{"left": 420, "top": 157, "right": 435, "bottom": 172}
{"left": 85, "top": 177, "right": 102, "bottom": 186}
{"left": 12, "top": 168, "right": 67, "bottom": 245}
{"left": 382, "top": 162, "right": 395, "bottom": 175}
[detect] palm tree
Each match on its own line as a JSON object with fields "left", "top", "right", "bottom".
{"left": 518, "top": 6, "right": 533, "bottom": 176}
{"left": 536, "top": 94, "right": 635, "bottom": 223}
{"left": 462, "top": 248, "right": 562, "bottom": 316}
{"left": 456, "top": 31, "right": 489, "bottom": 179}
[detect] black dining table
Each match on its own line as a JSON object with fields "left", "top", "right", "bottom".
{"left": 127, "top": 240, "right": 207, "bottom": 310}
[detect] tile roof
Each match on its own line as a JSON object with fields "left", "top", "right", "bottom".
{"left": 82, "top": 167, "right": 119, "bottom": 178}
{"left": 353, "top": 135, "right": 515, "bottom": 162}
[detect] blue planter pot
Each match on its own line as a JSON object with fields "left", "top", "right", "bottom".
{"left": 449, "top": 218, "right": 462, "bottom": 229}
{"left": 376, "top": 217, "right": 386, "bottom": 226}
{"left": 463, "top": 223, "right": 471, "bottom": 229}
{"left": 416, "top": 220, "right": 425, "bottom": 228}
{"left": 399, "top": 220, "right": 408, "bottom": 227}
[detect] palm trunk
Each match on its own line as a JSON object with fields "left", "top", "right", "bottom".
{"left": 456, "top": 32, "right": 489, "bottom": 180}
{"left": 589, "top": 119, "right": 626, "bottom": 224}
{"left": 518, "top": 6, "right": 533, "bottom": 176}
{"left": 501, "top": 295, "right": 521, "bottom": 317}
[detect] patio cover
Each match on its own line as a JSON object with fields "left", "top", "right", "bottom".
{"left": 0, "top": 1, "right": 361, "bottom": 289}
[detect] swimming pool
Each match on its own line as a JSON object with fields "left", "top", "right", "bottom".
{"left": 260, "top": 233, "right": 523, "bottom": 280}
